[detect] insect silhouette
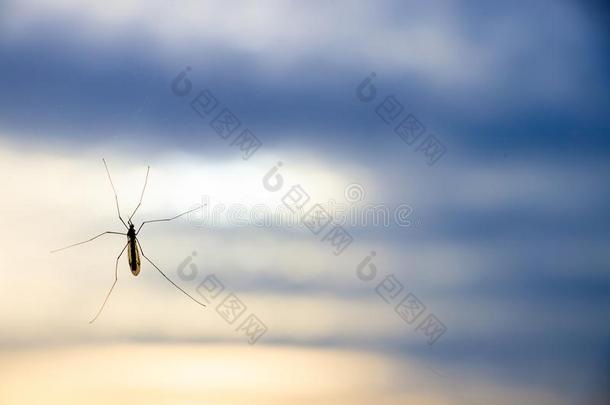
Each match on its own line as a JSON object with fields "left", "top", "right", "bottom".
{"left": 51, "top": 159, "right": 206, "bottom": 323}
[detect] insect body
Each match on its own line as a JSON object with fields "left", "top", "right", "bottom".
{"left": 51, "top": 159, "right": 206, "bottom": 323}
{"left": 127, "top": 224, "right": 141, "bottom": 276}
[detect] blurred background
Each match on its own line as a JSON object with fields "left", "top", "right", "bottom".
{"left": 0, "top": 1, "right": 609, "bottom": 404}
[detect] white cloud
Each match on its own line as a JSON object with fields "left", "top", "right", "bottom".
{"left": 0, "top": 0, "right": 595, "bottom": 95}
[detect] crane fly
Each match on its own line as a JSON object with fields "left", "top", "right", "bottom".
{"left": 51, "top": 158, "right": 206, "bottom": 323}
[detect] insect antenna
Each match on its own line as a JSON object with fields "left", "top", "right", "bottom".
{"left": 50, "top": 231, "right": 126, "bottom": 253}
{"left": 102, "top": 158, "right": 129, "bottom": 229}
{"left": 128, "top": 165, "right": 150, "bottom": 224}
{"left": 136, "top": 239, "right": 206, "bottom": 308}
{"left": 89, "top": 242, "right": 129, "bottom": 324}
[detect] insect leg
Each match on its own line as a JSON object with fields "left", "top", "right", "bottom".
{"left": 128, "top": 165, "right": 150, "bottom": 224}
{"left": 50, "top": 231, "right": 126, "bottom": 253}
{"left": 89, "top": 242, "right": 129, "bottom": 324}
{"left": 136, "top": 205, "right": 205, "bottom": 235}
{"left": 136, "top": 239, "right": 206, "bottom": 308}
{"left": 102, "top": 158, "right": 129, "bottom": 229}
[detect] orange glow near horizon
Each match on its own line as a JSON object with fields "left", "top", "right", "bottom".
{"left": 0, "top": 343, "right": 449, "bottom": 405}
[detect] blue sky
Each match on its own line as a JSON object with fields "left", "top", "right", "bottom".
{"left": 1, "top": 1, "right": 609, "bottom": 403}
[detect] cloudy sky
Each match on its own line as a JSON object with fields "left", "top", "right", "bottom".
{"left": 1, "top": 1, "right": 609, "bottom": 404}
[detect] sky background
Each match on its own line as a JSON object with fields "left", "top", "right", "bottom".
{"left": 1, "top": 1, "right": 609, "bottom": 404}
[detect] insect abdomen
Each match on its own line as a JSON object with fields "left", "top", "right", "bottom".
{"left": 127, "top": 239, "right": 141, "bottom": 276}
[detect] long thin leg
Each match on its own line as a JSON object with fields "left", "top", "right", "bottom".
{"left": 128, "top": 165, "right": 150, "bottom": 224}
{"left": 136, "top": 205, "right": 205, "bottom": 235}
{"left": 103, "top": 158, "right": 128, "bottom": 229}
{"left": 89, "top": 242, "right": 129, "bottom": 324}
{"left": 136, "top": 239, "right": 206, "bottom": 308}
{"left": 50, "top": 231, "right": 126, "bottom": 253}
